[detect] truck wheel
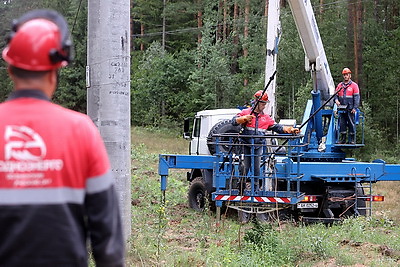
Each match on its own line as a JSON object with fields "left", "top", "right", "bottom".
{"left": 207, "top": 120, "right": 241, "bottom": 155}
{"left": 188, "top": 177, "right": 208, "bottom": 212}
{"left": 238, "top": 209, "right": 252, "bottom": 224}
{"left": 256, "top": 212, "right": 270, "bottom": 223}
{"left": 265, "top": 208, "right": 293, "bottom": 222}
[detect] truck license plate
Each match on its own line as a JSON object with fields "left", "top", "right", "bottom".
{"left": 297, "top": 203, "right": 318, "bottom": 209}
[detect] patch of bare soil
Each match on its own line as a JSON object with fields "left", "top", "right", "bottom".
{"left": 163, "top": 203, "right": 202, "bottom": 251}
{"left": 338, "top": 239, "right": 400, "bottom": 266}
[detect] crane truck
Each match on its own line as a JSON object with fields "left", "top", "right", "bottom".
{"left": 158, "top": 0, "right": 400, "bottom": 223}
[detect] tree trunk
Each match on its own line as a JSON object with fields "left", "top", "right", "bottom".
{"left": 223, "top": 0, "right": 227, "bottom": 41}
{"left": 353, "top": 0, "right": 363, "bottom": 87}
{"left": 357, "top": 0, "right": 363, "bottom": 88}
{"left": 231, "top": 1, "right": 239, "bottom": 73}
{"left": 353, "top": 1, "right": 358, "bottom": 80}
{"left": 319, "top": 0, "right": 324, "bottom": 15}
{"left": 197, "top": 0, "right": 203, "bottom": 44}
{"left": 130, "top": 0, "right": 134, "bottom": 51}
{"left": 264, "top": 0, "right": 268, "bottom": 29}
{"left": 243, "top": 0, "right": 250, "bottom": 86}
{"left": 373, "top": 0, "right": 379, "bottom": 22}
{"left": 244, "top": 0, "right": 250, "bottom": 56}
{"left": 346, "top": 0, "right": 354, "bottom": 67}
{"left": 140, "top": 23, "right": 145, "bottom": 51}
{"left": 216, "top": 1, "right": 223, "bottom": 40}
{"left": 162, "top": 0, "right": 166, "bottom": 51}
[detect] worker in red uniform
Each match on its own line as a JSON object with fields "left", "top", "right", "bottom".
{"left": 0, "top": 10, "right": 125, "bottom": 266}
{"left": 232, "top": 90, "right": 299, "bottom": 178}
{"left": 334, "top": 67, "right": 360, "bottom": 144}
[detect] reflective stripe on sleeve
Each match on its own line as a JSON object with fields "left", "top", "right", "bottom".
{"left": 0, "top": 187, "right": 85, "bottom": 205}
{"left": 246, "top": 127, "right": 266, "bottom": 132}
{"left": 86, "top": 169, "right": 114, "bottom": 194}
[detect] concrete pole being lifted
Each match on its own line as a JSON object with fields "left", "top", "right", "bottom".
{"left": 264, "top": 0, "right": 281, "bottom": 120}
{"left": 86, "top": 0, "right": 131, "bottom": 240}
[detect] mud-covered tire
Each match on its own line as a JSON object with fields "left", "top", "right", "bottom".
{"left": 207, "top": 120, "right": 241, "bottom": 155}
{"left": 188, "top": 177, "right": 208, "bottom": 211}
{"left": 256, "top": 212, "right": 271, "bottom": 223}
{"left": 238, "top": 209, "right": 252, "bottom": 224}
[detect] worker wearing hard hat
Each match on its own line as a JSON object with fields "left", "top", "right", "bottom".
{"left": 0, "top": 9, "right": 125, "bottom": 266}
{"left": 334, "top": 68, "right": 360, "bottom": 144}
{"left": 232, "top": 90, "right": 299, "bottom": 178}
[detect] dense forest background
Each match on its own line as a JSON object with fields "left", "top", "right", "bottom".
{"left": 0, "top": 0, "right": 398, "bottom": 161}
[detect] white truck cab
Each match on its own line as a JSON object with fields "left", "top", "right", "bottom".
{"left": 184, "top": 108, "right": 241, "bottom": 155}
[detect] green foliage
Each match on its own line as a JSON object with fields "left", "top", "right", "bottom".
{"left": 244, "top": 221, "right": 279, "bottom": 248}
{"left": 314, "top": 1, "right": 349, "bottom": 84}
{"left": 0, "top": 0, "right": 46, "bottom": 102}
{"left": 132, "top": 0, "right": 199, "bottom": 51}
{"left": 363, "top": 18, "right": 400, "bottom": 142}
{"left": 51, "top": 0, "right": 88, "bottom": 113}
{"left": 243, "top": 221, "right": 295, "bottom": 266}
{"left": 131, "top": 0, "right": 163, "bottom": 50}
{"left": 276, "top": 8, "right": 309, "bottom": 120}
{"left": 0, "top": 0, "right": 88, "bottom": 112}
{"left": 129, "top": 0, "right": 400, "bottom": 156}
{"left": 353, "top": 102, "right": 399, "bottom": 163}
{"left": 1, "top": 0, "right": 398, "bottom": 155}
{"left": 131, "top": 42, "right": 196, "bottom": 127}
{"left": 128, "top": 127, "right": 400, "bottom": 266}
{"left": 188, "top": 20, "right": 239, "bottom": 110}
{"left": 292, "top": 80, "right": 313, "bottom": 123}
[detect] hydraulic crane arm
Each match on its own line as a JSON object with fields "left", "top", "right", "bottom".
{"left": 287, "top": 0, "right": 335, "bottom": 101}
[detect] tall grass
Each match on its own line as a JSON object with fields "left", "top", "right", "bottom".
{"left": 128, "top": 127, "right": 400, "bottom": 266}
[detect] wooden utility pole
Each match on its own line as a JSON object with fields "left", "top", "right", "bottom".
{"left": 86, "top": 0, "right": 131, "bottom": 241}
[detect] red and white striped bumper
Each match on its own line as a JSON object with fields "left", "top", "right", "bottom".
{"left": 214, "top": 195, "right": 291, "bottom": 203}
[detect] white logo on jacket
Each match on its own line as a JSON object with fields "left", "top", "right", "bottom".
{"left": 4, "top": 125, "right": 46, "bottom": 161}
{"left": 0, "top": 125, "right": 64, "bottom": 186}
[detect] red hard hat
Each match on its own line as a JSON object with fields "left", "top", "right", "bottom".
{"left": 254, "top": 90, "right": 268, "bottom": 103}
{"left": 342, "top": 68, "right": 352, "bottom": 74}
{"left": 2, "top": 9, "right": 73, "bottom": 71}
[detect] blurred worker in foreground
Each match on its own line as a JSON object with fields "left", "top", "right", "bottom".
{"left": 0, "top": 9, "right": 125, "bottom": 266}
{"left": 232, "top": 90, "right": 299, "bottom": 178}
{"left": 334, "top": 67, "right": 360, "bottom": 144}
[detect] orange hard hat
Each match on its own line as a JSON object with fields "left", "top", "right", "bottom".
{"left": 2, "top": 9, "right": 73, "bottom": 71}
{"left": 254, "top": 90, "right": 268, "bottom": 103}
{"left": 342, "top": 68, "right": 352, "bottom": 74}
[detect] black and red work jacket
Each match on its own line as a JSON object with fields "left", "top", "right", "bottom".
{"left": 334, "top": 80, "right": 360, "bottom": 110}
{"left": 0, "top": 90, "right": 125, "bottom": 267}
{"left": 232, "top": 107, "right": 285, "bottom": 144}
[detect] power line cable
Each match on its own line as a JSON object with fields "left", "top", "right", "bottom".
{"left": 71, "top": 0, "right": 84, "bottom": 35}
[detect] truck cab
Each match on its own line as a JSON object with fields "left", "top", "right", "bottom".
{"left": 184, "top": 109, "right": 241, "bottom": 156}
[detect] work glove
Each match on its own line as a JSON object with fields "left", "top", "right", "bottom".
{"left": 236, "top": 115, "right": 255, "bottom": 124}
{"left": 283, "top": 126, "right": 300, "bottom": 134}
